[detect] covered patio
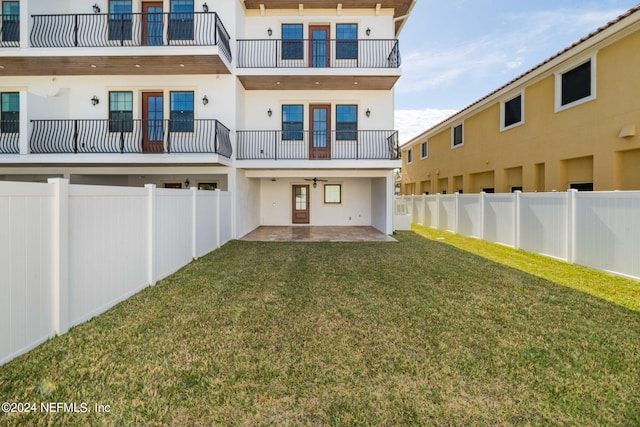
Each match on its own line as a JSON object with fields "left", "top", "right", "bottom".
{"left": 240, "top": 226, "right": 396, "bottom": 242}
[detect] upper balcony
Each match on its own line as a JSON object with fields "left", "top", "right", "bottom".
{"left": 0, "top": 10, "right": 231, "bottom": 76}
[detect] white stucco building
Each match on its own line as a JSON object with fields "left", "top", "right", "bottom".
{"left": 0, "top": 0, "right": 414, "bottom": 237}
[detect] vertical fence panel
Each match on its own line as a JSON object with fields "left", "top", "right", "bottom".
{"left": 483, "top": 194, "right": 516, "bottom": 246}
{"left": 155, "top": 188, "right": 193, "bottom": 281}
{"left": 438, "top": 195, "right": 456, "bottom": 232}
{"left": 457, "top": 194, "right": 482, "bottom": 238}
{"left": 518, "top": 192, "right": 568, "bottom": 260}
{"left": 574, "top": 192, "right": 640, "bottom": 279}
{"left": 0, "top": 182, "right": 56, "bottom": 366}
{"left": 195, "top": 190, "right": 219, "bottom": 257}
{"left": 218, "top": 191, "right": 233, "bottom": 246}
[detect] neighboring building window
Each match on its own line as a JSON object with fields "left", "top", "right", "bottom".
{"left": 1, "top": 1, "right": 19, "bottom": 42}
{"left": 556, "top": 57, "right": 595, "bottom": 110}
{"left": 420, "top": 141, "right": 428, "bottom": 159}
{"left": 336, "top": 23, "right": 357, "bottom": 60}
{"left": 511, "top": 186, "right": 523, "bottom": 192}
{"left": 336, "top": 105, "right": 357, "bottom": 140}
{"left": 452, "top": 124, "right": 463, "bottom": 147}
{"left": 502, "top": 94, "right": 523, "bottom": 130}
{"left": 282, "top": 104, "right": 303, "bottom": 140}
{"left": 169, "top": 0, "right": 194, "bottom": 41}
{"left": 406, "top": 148, "right": 413, "bottom": 164}
{"left": 108, "top": 0, "right": 133, "bottom": 41}
{"left": 109, "top": 91, "right": 133, "bottom": 132}
{"left": 198, "top": 182, "right": 217, "bottom": 190}
{"left": 482, "top": 187, "right": 495, "bottom": 193}
{"left": 1, "top": 92, "right": 19, "bottom": 133}
{"left": 570, "top": 182, "right": 593, "bottom": 191}
{"left": 282, "top": 24, "right": 303, "bottom": 60}
{"left": 324, "top": 184, "right": 342, "bottom": 204}
{"left": 170, "top": 91, "right": 194, "bottom": 132}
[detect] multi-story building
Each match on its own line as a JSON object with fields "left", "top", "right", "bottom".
{"left": 401, "top": 5, "right": 640, "bottom": 195}
{"left": 0, "top": 0, "right": 414, "bottom": 237}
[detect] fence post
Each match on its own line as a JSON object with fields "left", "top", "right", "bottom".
{"left": 479, "top": 191, "right": 485, "bottom": 240}
{"left": 49, "top": 178, "right": 69, "bottom": 335}
{"left": 514, "top": 190, "right": 521, "bottom": 249}
{"left": 454, "top": 192, "right": 459, "bottom": 234}
{"left": 215, "top": 188, "right": 221, "bottom": 248}
{"left": 567, "top": 189, "right": 578, "bottom": 263}
{"left": 145, "top": 184, "right": 157, "bottom": 286}
{"left": 191, "top": 186, "right": 198, "bottom": 260}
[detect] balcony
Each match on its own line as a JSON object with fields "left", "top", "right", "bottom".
{"left": 237, "top": 39, "right": 399, "bottom": 69}
{"left": 0, "top": 121, "right": 19, "bottom": 153}
{"left": 0, "top": 13, "right": 19, "bottom": 47}
{"left": 28, "top": 119, "right": 232, "bottom": 158}
{"left": 236, "top": 130, "right": 399, "bottom": 161}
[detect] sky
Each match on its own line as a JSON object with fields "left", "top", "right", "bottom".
{"left": 395, "top": 0, "right": 640, "bottom": 144}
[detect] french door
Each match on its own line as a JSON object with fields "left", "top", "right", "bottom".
{"left": 309, "top": 25, "right": 330, "bottom": 67}
{"left": 142, "top": 92, "right": 164, "bottom": 153}
{"left": 292, "top": 185, "right": 310, "bottom": 224}
{"left": 142, "top": 2, "right": 163, "bottom": 46}
{"left": 309, "top": 104, "right": 331, "bottom": 159}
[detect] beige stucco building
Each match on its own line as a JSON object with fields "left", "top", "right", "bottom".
{"left": 401, "top": 5, "right": 640, "bottom": 195}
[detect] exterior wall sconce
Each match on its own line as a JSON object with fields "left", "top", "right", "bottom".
{"left": 91, "top": 95, "right": 99, "bottom": 106}
{"left": 267, "top": 27, "right": 273, "bottom": 37}
{"left": 267, "top": 108, "right": 272, "bottom": 117}
{"left": 366, "top": 27, "right": 371, "bottom": 36}
{"left": 365, "top": 108, "right": 371, "bottom": 117}
{"left": 92, "top": 4, "right": 101, "bottom": 13}
{"left": 202, "top": 3, "right": 209, "bottom": 13}
{"left": 184, "top": 179, "right": 190, "bottom": 187}
{"left": 202, "top": 95, "right": 209, "bottom": 105}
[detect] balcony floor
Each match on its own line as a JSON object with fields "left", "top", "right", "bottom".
{"left": 241, "top": 226, "right": 396, "bottom": 242}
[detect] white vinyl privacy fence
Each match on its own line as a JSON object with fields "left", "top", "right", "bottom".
{"left": 395, "top": 190, "right": 640, "bottom": 281}
{"left": 1, "top": 179, "right": 233, "bottom": 366}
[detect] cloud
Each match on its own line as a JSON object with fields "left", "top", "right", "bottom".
{"left": 395, "top": 108, "right": 459, "bottom": 145}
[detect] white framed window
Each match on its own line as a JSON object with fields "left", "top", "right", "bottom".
{"left": 420, "top": 141, "right": 428, "bottom": 159}
{"left": 451, "top": 123, "right": 463, "bottom": 148}
{"left": 500, "top": 92, "right": 524, "bottom": 131}
{"left": 406, "top": 148, "right": 413, "bottom": 164}
{"left": 555, "top": 55, "right": 596, "bottom": 112}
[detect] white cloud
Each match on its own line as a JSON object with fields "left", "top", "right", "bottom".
{"left": 395, "top": 108, "right": 459, "bottom": 145}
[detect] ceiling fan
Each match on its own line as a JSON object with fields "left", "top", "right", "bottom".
{"left": 304, "top": 177, "right": 328, "bottom": 188}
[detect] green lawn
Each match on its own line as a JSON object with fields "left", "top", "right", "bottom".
{"left": 1, "top": 232, "right": 639, "bottom": 425}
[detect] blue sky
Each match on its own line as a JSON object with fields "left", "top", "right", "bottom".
{"left": 395, "top": 0, "right": 640, "bottom": 143}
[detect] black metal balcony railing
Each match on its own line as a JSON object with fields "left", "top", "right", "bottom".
{"left": 236, "top": 130, "right": 399, "bottom": 160}
{"left": 29, "top": 119, "right": 232, "bottom": 158}
{"left": 0, "top": 14, "right": 20, "bottom": 47}
{"left": 0, "top": 121, "right": 20, "bottom": 153}
{"left": 30, "top": 12, "right": 231, "bottom": 62}
{"left": 237, "top": 39, "right": 400, "bottom": 68}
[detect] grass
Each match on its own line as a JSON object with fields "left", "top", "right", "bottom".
{"left": 0, "top": 232, "right": 639, "bottom": 425}
{"left": 412, "top": 224, "right": 640, "bottom": 312}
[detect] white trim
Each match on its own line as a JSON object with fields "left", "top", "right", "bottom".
{"left": 500, "top": 91, "right": 525, "bottom": 132}
{"left": 451, "top": 122, "right": 464, "bottom": 149}
{"left": 420, "top": 140, "right": 428, "bottom": 159}
{"left": 554, "top": 54, "right": 597, "bottom": 112}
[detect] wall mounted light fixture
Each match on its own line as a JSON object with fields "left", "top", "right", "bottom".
{"left": 202, "top": 95, "right": 209, "bottom": 105}
{"left": 366, "top": 27, "right": 371, "bottom": 36}
{"left": 91, "top": 95, "right": 99, "bottom": 106}
{"left": 267, "top": 27, "right": 273, "bottom": 37}
{"left": 92, "top": 4, "right": 101, "bottom": 13}
{"left": 366, "top": 108, "right": 371, "bottom": 118}
{"left": 202, "top": 3, "right": 209, "bottom": 12}
{"left": 267, "top": 108, "right": 272, "bottom": 117}
{"left": 185, "top": 179, "right": 190, "bottom": 187}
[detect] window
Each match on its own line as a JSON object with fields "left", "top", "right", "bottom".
{"left": 336, "top": 105, "right": 357, "bottom": 141}
{"left": 556, "top": 57, "right": 595, "bottom": 111}
{"left": 452, "top": 124, "right": 463, "bottom": 147}
{"left": 406, "top": 148, "right": 413, "bottom": 164}
{"left": 2, "top": 1, "right": 19, "bottom": 42}
{"left": 282, "top": 24, "right": 303, "bottom": 60}
{"left": 198, "top": 182, "right": 217, "bottom": 190}
{"left": 109, "top": 91, "right": 133, "bottom": 132}
{"left": 324, "top": 184, "right": 342, "bottom": 204}
{"left": 170, "top": 91, "right": 194, "bottom": 132}
{"left": 108, "top": 0, "right": 132, "bottom": 41}
{"left": 169, "top": 0, "right": 194, "bottom": 41}
{"left": 570, "top": 182, "right": 593, "bottom": 191}
{"left": 1, "top": 92, "right": 19, "bottom": 133}
{"left": 336, "top": 23, "right": 357, "bottom": 60}
{"left": 282, "top": 105, "right": 303, "bottom": 141}
{"left": 502, "top": 93, "right": 523, "bottom": 130}
{"left": 420, "top": 141, "right": 428, "bottom": 159}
